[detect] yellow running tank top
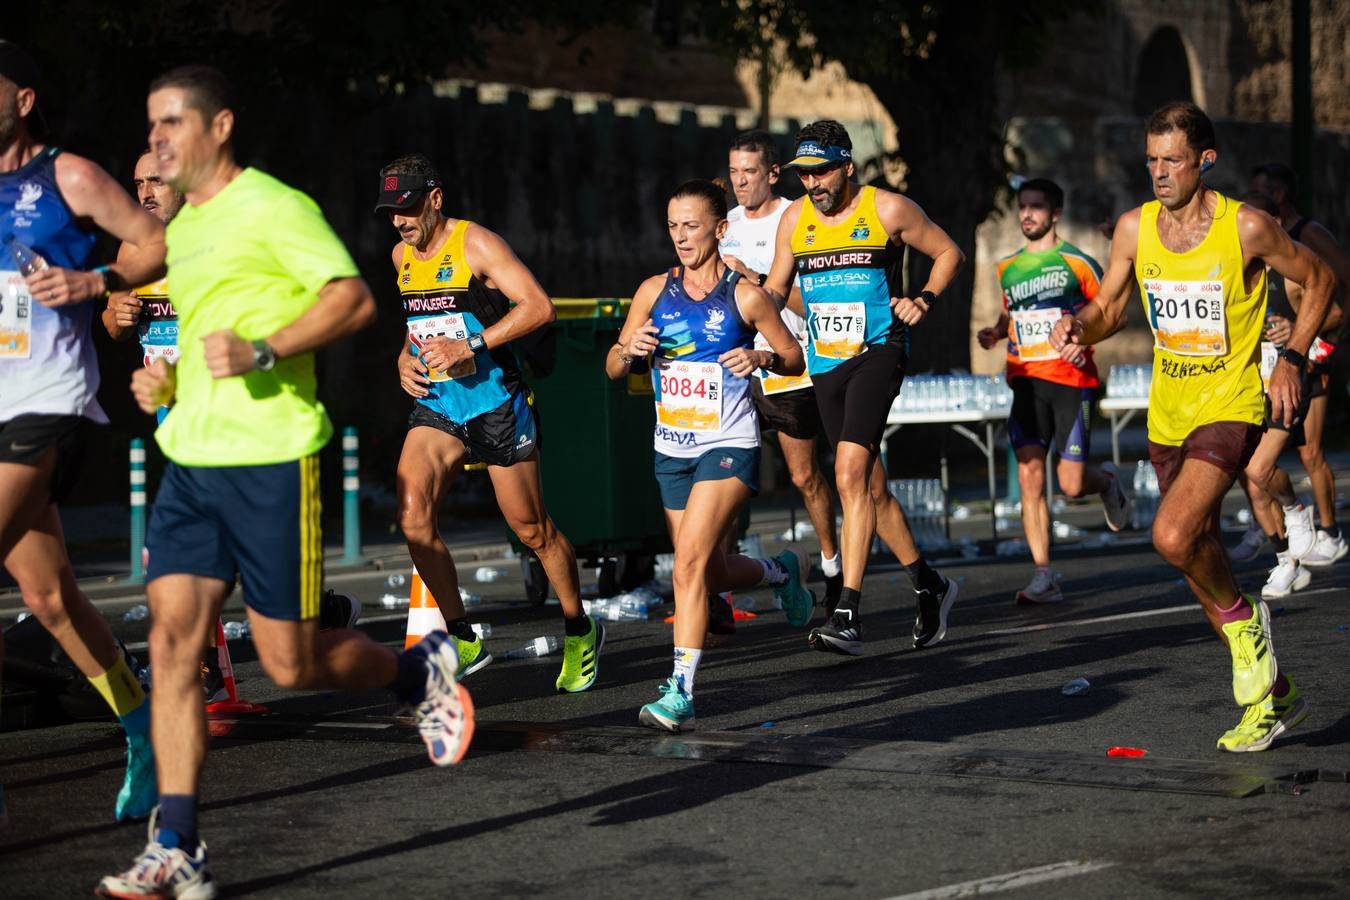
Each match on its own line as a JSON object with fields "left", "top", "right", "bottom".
{"left": 1134, "top": 194, "right": 1266, "bottom": 446}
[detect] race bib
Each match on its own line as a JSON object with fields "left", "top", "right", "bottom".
{"left": 810, "top": 302, "right": 865, "bottom": 360}
{"left": 408, "top": 314, "right": 476, "bottom": 382}
{"left": 759, "top": 333, "right": 812, "bottom": 395}
{"left": 656, "top": 360, "right": 722, "bottom": 432}
{"left": 0, "top": 270, "right": 32, "bottom": 359}
{"left": 1259, "top": 341, "right": 1278, "bottom": 391}
{"left": 143, "top": 344, "right": 180, "bottom": 367}
{"left": 1010, "top": 307, "right": 1063, "bottom": 362}
{"left": 1144, "top": 280, "right": 1227, "bottom": 356}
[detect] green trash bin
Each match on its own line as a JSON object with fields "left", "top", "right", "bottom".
{"left": 514, "top": 298, "right": 672, "bottom": 601}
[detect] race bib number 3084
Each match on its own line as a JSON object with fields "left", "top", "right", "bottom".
{"left": 1143, "top": 280, "right": 1227, "bottom": 356}
{"left": 656, "top": 360, "right": 722, "bottom": 432}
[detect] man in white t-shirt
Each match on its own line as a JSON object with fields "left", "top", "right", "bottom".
{"left": 720, "top": 130, "right": 843, "bottom": 613}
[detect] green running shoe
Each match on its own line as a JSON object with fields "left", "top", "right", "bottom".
{"left": 1217, "top": 678, "right": 1308, "bottom": 753}
{"left": 1219, "top": 596, "right": 1277, "bottom": 707}
{"left": 556, "top": 619, "right": 605, "bottom": 693}
{"left": 772, "top": 549, "right": 816, "bottom": 627}
{"left": 638, "top": 677, "right": 695, "bottom": 732}
{"left": 115, "top": 733, "right": 158, "bottom": 822}
{"left": 454, "top": 634, "right": 493, "bottom": 678}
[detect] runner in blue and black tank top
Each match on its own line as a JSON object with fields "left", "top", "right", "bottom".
{"left": 609, "top": 179, "right": 811, "bottom": 733}
{"left": 765, "top": 119, "right": 966, "bottom": 658}
{"left": 0, "top": 40, "right": 168, "bottom": 826}
{"left": 380, "top": 152, "right": 597, "bottom": 696}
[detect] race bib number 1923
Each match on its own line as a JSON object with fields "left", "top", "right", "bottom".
{"left": 1009, "top": 307, "right": 1062, "bottom": 362}
{"left": 1143, "top": 280, "right": 1227, "bottom": 356}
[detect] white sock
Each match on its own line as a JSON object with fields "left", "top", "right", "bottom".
{"left": 672, "top": 647, "right": 702, "bottom": 695}
{"left": 820, "top": 553, "right": 841, "bottom": 578}
{"left": 758, "top": 557, "right": 788, "bottom": 586}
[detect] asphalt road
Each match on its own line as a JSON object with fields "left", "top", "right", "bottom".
{"left": 2, "top": 507, "right": 1348, "bottom": 898}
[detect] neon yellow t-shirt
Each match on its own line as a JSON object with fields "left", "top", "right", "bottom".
{"left": 155, "top": 168, "right": 359, "bottom": 466}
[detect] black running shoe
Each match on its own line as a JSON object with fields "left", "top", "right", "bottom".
{"left": 912, "top": 575, "right": 958, "bottom": 649}
{"left": 319, "top": 591, "right": 363, "bottom": 631}
{"left": 808, "top": 608, "right": 862, "bottom": 656}
{"left": 707, "top": 592, "right": 736, "bottom": 636}
{"left": 822, "top": 573, "right": 843, "bottom": 617}
{"left": 200, "top": 661, "right": 228, "bottom": 704}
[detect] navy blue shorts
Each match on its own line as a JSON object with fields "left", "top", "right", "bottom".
{"left": 146, "top": 456, "right": 324, "bottom": 621}
{"left": 654, "top": 446, "right": 759, "bottom": 511}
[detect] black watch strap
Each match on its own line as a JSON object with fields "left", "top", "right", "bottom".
{"left": 467, "top": 332, "right": 487, "bottom": 354}
{"left": 918, "top": 289, "right": 938, "bottom": 307}
{"left": 755, "top": 271, "right": 767, "bottom": 287}
{"left": 1278, "top": 346, "right": 1307, "bottom": 369}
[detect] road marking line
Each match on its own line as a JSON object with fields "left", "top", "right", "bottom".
{"left": 880, "top": 859, "right": 1114, "bottom": 900}
{"left": 983, "top": 604, "right": 1195, "bottom": 636}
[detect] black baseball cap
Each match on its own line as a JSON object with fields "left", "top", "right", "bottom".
{"left": 0, "top": 40, "right": 48, "bottom": 136}
{"left": 374, "top": 173, "right": 442, "bottom": 213}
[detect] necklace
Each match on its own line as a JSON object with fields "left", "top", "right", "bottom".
{"left": 684, "top": 264, "right": 723, "bottom": 299}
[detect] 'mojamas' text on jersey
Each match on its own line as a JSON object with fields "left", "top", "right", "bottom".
{"left": 1134, "top": 194, "right": 1266, "bottom": 446}
{"left": 997, "top": 240, "right": 1102, "bottom": 388}
{"left": 135, "top": 277, "right": 177, "bottom": 368}
{"left": 649, "top": 268, "right": 758, "bottom": 458}
{"left": 398, "top": 220, "right": 522, "bottom": 426}
{"left": 790, "top": 185, "right": 905, "bottom": 376}
{"left": 0, "top": 147, "right": 105, "bottom": 423}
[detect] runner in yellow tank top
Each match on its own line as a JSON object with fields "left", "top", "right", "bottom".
{"left": 1050, "top": 102, "right": 1337, "bottom": 754}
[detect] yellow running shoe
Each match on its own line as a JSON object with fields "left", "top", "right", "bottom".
{"left": 454, "top": 634, "right": 493, "bottom": 678}
{"left": 555, "top": 618, "right": 605, "bottom": 693}
{"left": 1217, "top": 679, "right": 1308, "bottom": 753}
{"left": 1219, "top": 595, "right": 1277, "bottom": 707}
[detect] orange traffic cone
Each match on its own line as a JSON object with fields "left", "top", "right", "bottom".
{"left": 405, "top": 566, "right": 448, "bottom": 650}
{"left": 206, "top": 619, "right": 268, "bottom": 717}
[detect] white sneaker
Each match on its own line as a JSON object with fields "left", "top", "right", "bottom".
{"left": 1099, "top": 463, "right": 1131, "bottom": 532}
{"left": 1283, "top": 504, "right": 1317, "bottom": 559}
{"left": 1261, "top": 551, "right": 1312, "bottom": 599}
{"left": 1016, "top": 568, "right": 1063, "bottom": 604}
{"left": 1230, "top": 524, "right": 1268, "bottom": 562}
{"left": 1300, "top": 529, "right": 1348, "bottom": 567}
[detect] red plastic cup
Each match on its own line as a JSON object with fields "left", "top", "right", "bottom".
{"left": 1107, "top": 746, "right": 1148, "bottom": 758}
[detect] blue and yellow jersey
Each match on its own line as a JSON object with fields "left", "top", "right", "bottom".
{"left": 398, "top": 220, "right": 522, "bottom": 425}
{"left": 790, "top": 185, "right": 905, "bottom": 375}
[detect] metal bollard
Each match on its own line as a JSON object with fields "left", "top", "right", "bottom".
{"left": 342, "top": 426, "right": 361, "bottom": 564}
{"left": 129, "top": 438, "right": 146, "bottom": 584}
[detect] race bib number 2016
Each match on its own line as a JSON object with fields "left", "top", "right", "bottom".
{"left": 1010, "top": 307, "right": 1062, "bottom": 362}
{"left": 1143, "top": 280, "right": 1227, "bottom": 356}
{"left": 656, "top": 360, "right": 722, "bottom": 432}
{"left": 810, "top": 302, "right": 865, "bottom": 360}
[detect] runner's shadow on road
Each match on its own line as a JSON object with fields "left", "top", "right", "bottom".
{"left": 220, "top": 759, "right": 806, "bottom": 897}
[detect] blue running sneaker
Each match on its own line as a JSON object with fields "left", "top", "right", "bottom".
{"left": 98, "top": 808, "right": 216, "bottom": 898}
{"left": 404, "top": 631, "right": 476, "bottom": 767}
{"left": 773, "top": 549, "right": 816, "bottom": 627}
{"left": 115, "top": 732, "right": 157, "bottom": 822}
{"left": 638, "top": 677, "right": 695, "bottom": 732}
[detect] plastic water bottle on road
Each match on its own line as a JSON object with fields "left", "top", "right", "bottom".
{"left": 503, "top": 636, "right": 561, "bottom": 659}
{"left": 122, "top": 604, "right": 149, "bottom": 623}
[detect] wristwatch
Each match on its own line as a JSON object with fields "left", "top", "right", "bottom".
{"left": 763, "top": 350, "right": 781, "bottom": 372}
{"left": 754, "top": 271, "right": 767, "bottom": 287}
{"left": 466, "top": 332, "right": 487, "bottom": 354}
{"left": 1278, "top": 346, "right": 1306, "bottom": 369}
{"left": 251, "top": 340, "right": 276, "bottom": 372}
{"left": 917, "top": 290, "right": 938, "bottom": 307}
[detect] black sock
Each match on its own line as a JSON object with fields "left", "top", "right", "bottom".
{"left": 394, "top": 651, "right": 426, "bottom": 704}
{"left": 1270, "top": 534, "right": 1288, "bottom": 554}
{"left": 836, "top": 588, "right": 862, "bottom": 616}
{"left": 445, "top": 617, "right": 477, "bottom": 642}
{"left": 904, "top": 557, "right": 945, "bottom": 594}
{"left": 158, "top": 794, "right": 198, "bottom": 850}
{"left": 563, "top": 613, "right": 592, "bottom": 636}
